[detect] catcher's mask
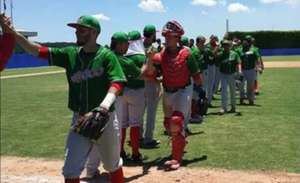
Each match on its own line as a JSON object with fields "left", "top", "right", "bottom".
{"left": 162, "top": 20, "right": 184, "bottom": 37}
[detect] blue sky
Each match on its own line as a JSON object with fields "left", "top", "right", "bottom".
{"left": 2, "top": 0, "right": 300, "bottom": 44}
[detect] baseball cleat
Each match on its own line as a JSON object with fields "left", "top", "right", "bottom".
{"left": 164, "top": 160, "right": 180, "bottom": 170}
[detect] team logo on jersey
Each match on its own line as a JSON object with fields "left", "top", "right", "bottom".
{"left": 71, "top": 68, "right": 104, "bottom": 83}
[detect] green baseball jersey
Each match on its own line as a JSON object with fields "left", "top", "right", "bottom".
{"left": 218, "top": 50, "right": 240, "bottom": 74}
{"left": 204, "top": 44, "right": 218, "bottom": 65}
{"left": 191, "top": 47, "right": 206, "bottom": 71}
{"left": 187, "top": 49, "right": 201, "bottom": 75}
{"left": 233, "top": 45, "right": 243, "bottom": 56}
{"left": 240, "top": 47, "right": 259, "bottom": 70}
{"left": 115, "top": 54, "right": 141, "bottom": 86}
{"left": 48, "top": 46, "right": 126, "bottom": 114}
{"left": 215, "top": 47, "right": 224, "bottom": 67}
{"left": 251, "top": 46, "right": 261, "bottom": 58}
{"left": 125, "top": 54, "right": 146, "bottom": 89}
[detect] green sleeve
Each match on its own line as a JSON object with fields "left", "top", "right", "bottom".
{"left": 234, "top": 51, "right": 241, "bottom": 64}
{"left": 103, "top": 51, "right": 127, "bottom": 83}
{"left": 123, "top": 57, "right": 141, "bottom": 79}
{"left": 49, "top": 46, "right": 75, "bottom": 68}
{"left": 255, "top": 47, "right": 261, "bottom": 58}
{"left": 187, "top": 52, "right": 200, "bottom": 74}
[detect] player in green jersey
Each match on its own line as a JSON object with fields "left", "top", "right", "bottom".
{"left": 2, "top": 15, "right": 126, "bottom": 183}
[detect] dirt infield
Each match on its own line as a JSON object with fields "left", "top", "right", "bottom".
{"left": 1, "top": 156, "right": 300, "bottom": 183}
{"left": 264, "top": 61, "right": 300, "bottom": 68}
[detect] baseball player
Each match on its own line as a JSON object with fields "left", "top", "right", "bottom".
{"left": 180, "top": 35, "right": 194, "bottom": 132}
{"left": 144, "top": 20, "right": 202, "bottom": 170}
{"left": 142, "top": 24, "right": 161, "bottom": 148}
{"left": 189, "top": 38, "right": 195, "bottom": 49}
{"left": 213, "top": 36, "right": 221, "bottom": 96}
{"left": 3, "top": 15, "right": 126, "bottom": 183}
{"left": 118, "top": 30, "right": 146, "bottom": 162}
{"left": 217, "top": 40, "right": 241, "bottom": 114}
{"left": 84, "top": 32, "right": 145, "bottom": 177}
{"left": 205, "top": 35, "right": 219, "bottom": 107}
{"left": 239, "top": 36, "right": 260, "bottom": 105}
{"left": 180, "top": 36, "right": 189, "bottom": 47}
{"left": 251, "top": 37, "right": 264, "bottom": 95}
{"left": 190, "top": 35, "right": 207, "bottom": 122}
{"left": 0, "top": 14, "right": 15, "bottom": 71}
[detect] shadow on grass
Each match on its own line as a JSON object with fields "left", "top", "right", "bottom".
{"left": 237, "top": 103, "right": 262, "bottom": 107}
{"left": 186, "top": 131, "right": 205, "bottom": 136}
{"left": 162, "top": 130, "right": 205, "bottom": 137}
{"left": 124, "top": 155, "right": 207, "bottom": 182}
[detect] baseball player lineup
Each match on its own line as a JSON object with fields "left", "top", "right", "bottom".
{"left": 0, "top": 13, "right": 264, "bottom": 183}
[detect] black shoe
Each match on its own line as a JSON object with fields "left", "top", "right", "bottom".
{"left": 141, "top": 139, "right": 160, "bottom": 148}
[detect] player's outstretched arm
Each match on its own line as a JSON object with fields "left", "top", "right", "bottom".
{"left": 0, "top": 14, "right": 16, "bottom": 71}
{"left": 0, "top": 14, "right": 41, "bottom": 57}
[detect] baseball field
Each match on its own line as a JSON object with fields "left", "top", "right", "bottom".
{"left": 1, "top": 56, "right": 300, "bottom": 183}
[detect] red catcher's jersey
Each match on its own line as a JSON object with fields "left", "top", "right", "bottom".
{"left": 153, "top": 47, "right": 191, "bottom": 88}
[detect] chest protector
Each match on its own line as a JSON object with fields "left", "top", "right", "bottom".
{"left": 154, "top": 47, "right": 191, "bottom": 88}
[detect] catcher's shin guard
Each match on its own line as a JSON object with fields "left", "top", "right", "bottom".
{"left": 110, "top": 167, "right": 124, "bottom": 183}
{"left": 130, "top": 126, "right": 140, "bottom": 156}
{"left": 65, "top": 178, "right": 80, "bottom": 183}
{"left": 170, "top": 111, "right": 186, "bottom": 163}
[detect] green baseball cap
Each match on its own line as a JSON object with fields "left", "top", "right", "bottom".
{"left": 221, "top": 39, "right": 231, "bottom": 45}
{"left": 112, "top": 32, "right": 128, "bottom": 43}
{"left": 67, "top": 15, "right": 101, "bottom": 33}
{"left": 128, "top": 30, "right": 142, "bottom": 41}
{"left": 181, "top": 36, "right": 189, "bottom": 46}
{"left": 245, "top": 35, "right": 253, "bottom": 40}
{"left": 143, "top": 24, "right": 156, "bottom": 35}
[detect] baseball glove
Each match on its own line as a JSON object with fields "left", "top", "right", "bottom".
{"left": 73, "top": 107, "right": 110, "bottom": 141}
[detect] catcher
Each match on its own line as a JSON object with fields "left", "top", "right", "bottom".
{"left": 144, "top": 20, "right": 202, "bottom": 170}
{"left": 2, "top": 15, "right": 126, "bottom": 183}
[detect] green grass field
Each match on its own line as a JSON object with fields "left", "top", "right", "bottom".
{"left": 262, "top": 55, "right": 300, "bottom": 62}
{"left": 1, "top": 67, "right": 300, "bottom": 173}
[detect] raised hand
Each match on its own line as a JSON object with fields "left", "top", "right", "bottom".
{"left": 0, "top": 14, "right": 15, "bottom": 34}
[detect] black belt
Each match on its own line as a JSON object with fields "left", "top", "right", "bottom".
{"left": 163, "top": 81, "right": 191, "bottom": 93}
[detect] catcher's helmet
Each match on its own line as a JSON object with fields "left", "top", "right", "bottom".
{"left": 162, "top": 20, "right": 184, "bottom": 37}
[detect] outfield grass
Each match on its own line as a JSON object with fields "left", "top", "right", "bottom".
{"left": 262, "top": 55, "right": 300, "bottom": 62}
{"left": 0, "top": 66, "right": 64, "bottom": 76}
{"left": 1, "top": 67, "right": 300, "bottom": 173}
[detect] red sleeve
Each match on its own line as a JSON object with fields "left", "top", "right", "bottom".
{"left": 110, "top": 82, "right": 124, "bottom": 93}
{"left": 0, "top": 33, "right": 16, "bottom": 71}
{"left": 38, "top": 46, "right": 50, "bottom": 60}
